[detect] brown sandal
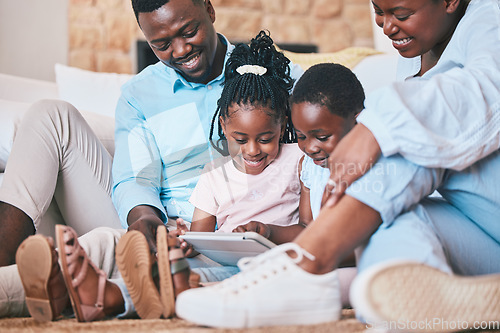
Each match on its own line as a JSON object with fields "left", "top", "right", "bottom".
{"left": 156, "top": 226, "right": 200, "bottom": 318}
{"left": 115, "top": 227, "right": 199, "bottom": 319}
{"left": 55, "top": 225, "right": 106, "bottom": 322}
{"left": 115, "top": 229, "right": 164, "bottom": 319}
{"left": 16, "top": 235, "right": 69, "bottom": 322}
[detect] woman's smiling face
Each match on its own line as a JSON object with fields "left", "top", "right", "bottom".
{"left": 372, "top": 0, "right": 457, "bottom": 58}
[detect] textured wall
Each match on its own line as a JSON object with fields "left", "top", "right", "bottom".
{"left": 68, "top": 0, "right": 374, "bottom": 73}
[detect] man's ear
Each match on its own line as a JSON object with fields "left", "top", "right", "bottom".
{"left": 206, "top": 0, "right": 216, "bottom": 23}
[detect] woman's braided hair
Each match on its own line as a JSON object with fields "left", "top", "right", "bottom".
{"left": 209, "top": 30, "right": 296, "bottom": 154}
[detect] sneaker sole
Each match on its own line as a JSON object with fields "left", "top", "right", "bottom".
{"left": 352, "top": 261, "right": 500, "bottom": 332}
{"left": 16, "top": 236, "right": 54, "bottom": 322}
{"left": 115, "top": 231, "right": 163, "bottom": 319}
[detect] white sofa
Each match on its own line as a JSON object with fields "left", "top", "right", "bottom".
{"left": 0, "top": 52, "right": 398, "bottom": 188}
{"left": 0, "top": 64, "right": 133, "bottom": 187}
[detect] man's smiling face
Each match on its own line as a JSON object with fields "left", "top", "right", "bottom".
{"left": 139, "top": 0, "right": 221, "bottom": 84}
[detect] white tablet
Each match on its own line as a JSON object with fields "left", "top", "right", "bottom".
{"left": 179, "top": 231, "right": 276, "bottom": 266}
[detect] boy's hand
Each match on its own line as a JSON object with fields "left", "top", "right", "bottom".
{"left": 233, "top": 221, "right": 271, "bottom": 239}
{"left": 321, "top": 124, "right": 381, "bottom": 208}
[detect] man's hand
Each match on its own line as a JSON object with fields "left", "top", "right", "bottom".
{"left": 127, "top": 205, "right": 165, "bottom": 254}
{"left": 233, "top": 221, "right": 271, "bottom": 239}
{"left": 321, "top": 124, "right": 382, "bottom": 207}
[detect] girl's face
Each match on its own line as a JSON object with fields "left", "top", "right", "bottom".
{"left": 372, "top": 0, "right": 458, "bottom": 58}
{"left": 291, "top": 102, "right": 356, "bottom": 168}
{"left": 221, "top": 103, "right": 284, "bottom": 175}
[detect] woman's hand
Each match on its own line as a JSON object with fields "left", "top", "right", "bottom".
{"left": 233, "top": 221, "right": 271, "bottom": 239}
{"left": 321, "top": 124, "right": 382, "bottom": 207}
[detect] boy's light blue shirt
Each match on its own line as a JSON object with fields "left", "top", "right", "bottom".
{"left": 112, "top": 35, "right": 233, "bottom": 227}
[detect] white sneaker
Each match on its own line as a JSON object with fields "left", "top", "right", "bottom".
{"left": 175, "top": 243, "right": 341, "bottom": 328}
{"left": 351, "top": 260, "right": 500, "bottom": 332}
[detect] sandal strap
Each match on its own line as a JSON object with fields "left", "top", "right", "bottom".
{"left": 61, "top": 228, "right": 90, "bottom": 288}
{"left": 170, "top": 258, "right": 189, "bottom": 275}
{"left": 94, "top": 269, "right": 106, "bottom": 310}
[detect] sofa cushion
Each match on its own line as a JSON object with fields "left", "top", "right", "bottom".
{"left": 55, "top": 64, "right": 133, "bottom": 118}
{"left": 281, "top": 47, "right": 382, "bottom": 71}
{"left": 0, "top": 73, "right": 58, "bottom": 104}
{"left": 0, "top": 99, "right": 30, "bottom": 172}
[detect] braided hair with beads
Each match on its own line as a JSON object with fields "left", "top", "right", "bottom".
{"left": 209, "top": 30, "right": 296, "bottom": 154}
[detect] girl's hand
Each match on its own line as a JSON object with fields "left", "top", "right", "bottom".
{"left": 233, "top": 221, "right": 271, "bottom": 239}
{"left": 321, "top": 124, "right": 381, "bottom": 208}
{"left": 172, "top": 218, "right": 196, "bottom": 257}
{"left": 170, "top": 218, "right": 189, "bottom": 236}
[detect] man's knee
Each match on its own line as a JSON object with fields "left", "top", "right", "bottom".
{"left": 25, "top": 99, "right": 81, "bottom": 124}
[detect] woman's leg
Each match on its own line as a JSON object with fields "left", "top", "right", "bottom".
{"left": 0, "top": 100, "right": 121, "bottom": 265}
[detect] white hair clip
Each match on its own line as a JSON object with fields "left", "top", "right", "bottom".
{"left": 236, "top": 64, "right": 267, "bottom": 76}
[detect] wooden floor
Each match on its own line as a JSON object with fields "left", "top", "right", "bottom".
{"left": 0, "top": 309, "right": 367, "bottom": 333}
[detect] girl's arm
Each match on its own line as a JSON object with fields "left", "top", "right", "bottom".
{"left": 233, "top": 156, "right": 312, "bottom": 244}
{"left": 190, "top": 207, "right": 217, "bottom": 232}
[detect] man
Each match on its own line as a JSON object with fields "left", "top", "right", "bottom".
{"left": 0, "top": 0, "right": 235, "bottom": 319}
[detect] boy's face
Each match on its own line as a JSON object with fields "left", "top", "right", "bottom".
{"left": 221, "top": 103, "right": 284, "bottom": 175}
{"left": 292, "top": 102, "right": 356, "bottom": 168}
{"left": 139, "top": 0, "right": 223, "bottom": 84}
{"left": 372, "top": 0, "right": 456, "bottom": 58}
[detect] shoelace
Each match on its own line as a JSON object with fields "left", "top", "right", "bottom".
{"left": 214, "top": 243, "right": 316, "bottom": 293}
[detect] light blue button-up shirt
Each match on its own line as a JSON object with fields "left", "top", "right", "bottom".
{"left": 112, "top": 35, "right": 233, "bottom": 227}
{"left": 358, "top": 0, "right": 500, "bottom": 171}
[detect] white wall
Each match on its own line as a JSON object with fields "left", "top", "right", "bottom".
{"left": 369, "top": 4, "right": 398, "bottom": 55}
{"left": 0, "top": 0, "right": 68, "bottom": 82}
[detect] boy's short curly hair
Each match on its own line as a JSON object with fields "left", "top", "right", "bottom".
{"left": 290, "top": 63, "right": 365, "bottom": 118}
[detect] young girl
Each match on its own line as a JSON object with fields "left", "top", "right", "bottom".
{"left": 177, "top": 30, "right": 305, "bottom": 245}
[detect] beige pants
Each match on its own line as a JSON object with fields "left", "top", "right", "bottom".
{"left": 0, "top": 100, "right": 124, "bottom": 317}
